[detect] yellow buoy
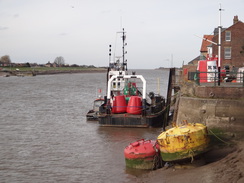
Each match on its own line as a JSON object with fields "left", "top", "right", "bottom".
{"left": 157, "top": 121, "right": 210, "bottom": 161}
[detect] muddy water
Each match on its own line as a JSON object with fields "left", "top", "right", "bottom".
{"left": 0, "top": 69, "right": 169, "bottom": 183}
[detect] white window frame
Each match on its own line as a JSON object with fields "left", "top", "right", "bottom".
{"left": 224, "top": 47, "right": 231, "bottom": 59}
{"left": 207, "top": 46, "right": 212, "bottom": 57}
{"left": 225, "top": 31, "right": 231, "bottom": 41}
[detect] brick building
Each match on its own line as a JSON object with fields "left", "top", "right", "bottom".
{"left": 182, "top": 15, "right": 244, "bottom": 81}
{"left": 200, "top": 35, "right": 214, "bottom": 59}
{"left": 212, "top": 16, "right": 244, "bottom": 69}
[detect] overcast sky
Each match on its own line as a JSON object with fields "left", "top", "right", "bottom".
{"left": 0, "top": 0, "right": 243, "bottom": 69}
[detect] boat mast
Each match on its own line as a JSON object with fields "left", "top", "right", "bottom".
{"left": 122, "top": 28, "right": 127, "bottom": 71}
{"left": 109, "top": 28, "right": 127, "bottom": 71}
{"left": 108, "top": 44, "right": 112, "bottom": 70}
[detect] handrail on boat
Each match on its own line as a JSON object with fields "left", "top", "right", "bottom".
{"left": 107, "top": 75, "right": 147, "bottom": 100}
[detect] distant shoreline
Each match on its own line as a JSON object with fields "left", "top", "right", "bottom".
{"left": 34, "top": 69, "right": 107, "bottom": 75}
{"left": 0, "top": 68, "right": 107, "bottom": 77}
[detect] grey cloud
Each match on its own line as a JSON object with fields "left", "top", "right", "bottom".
{"left": 13, "top": 14, "right": 19, "bottom": 18}
{"left": 0, "top": 26, "right": 8, "bottom": 30}
{"left": 59, "top": 33, "right": 68, "bottom": 36}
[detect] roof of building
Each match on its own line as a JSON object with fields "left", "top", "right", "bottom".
{"left": 213, "top": 16, "right": 243, "bottom": 36}
{"left": 188, "top": 55, "right": 206, "bottom": 65}
{"left": 213, "top": 28, "right": 227, "bottom": 36}
{"left": 200, "top": 35, "right": 214, "bottom": 52}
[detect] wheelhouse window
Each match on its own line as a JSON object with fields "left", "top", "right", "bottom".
{"left": 225, "top": 31, "right": 231, "bottom": 41}
{"left": 224, "top": 47, "right": 231, "bottom": 59}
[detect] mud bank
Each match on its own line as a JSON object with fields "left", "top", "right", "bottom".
{"left": 134, "top": 139, "right": 243, "bottom": 183}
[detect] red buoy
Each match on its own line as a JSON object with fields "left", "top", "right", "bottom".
{"left": 124, "top": 139, "right": 160, "bottom": 169}
{"left": 126, "top": 96, "right": 142, "bottom": 114}
{"left": 112, "top": 95, "right": 127, "bottom": 113}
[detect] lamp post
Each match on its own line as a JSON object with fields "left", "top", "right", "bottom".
{"left": 218, "top": 4, "right": 223, "bottom": 86}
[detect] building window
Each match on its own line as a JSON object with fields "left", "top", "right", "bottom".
{"left": 224, "top": 47, "right": 231, "bottom": 59}
{"left": 225, "top": 31, "right": 231, "bottom": 41}
{"left": 207, "top": 46, "right": 212, "bottom": 58}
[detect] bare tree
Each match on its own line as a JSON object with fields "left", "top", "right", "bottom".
{"left": 0, "top": 55, "right": 11, "bottom": 63}
{"left": 54, "top": 56, "right": 65, "bottom": 65}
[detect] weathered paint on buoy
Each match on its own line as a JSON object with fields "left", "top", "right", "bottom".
{"left": 124, "top": 139, "right": 159, "bottom": 169}
{"left": 157, "top": 122, "right": 210, "bottom": 162}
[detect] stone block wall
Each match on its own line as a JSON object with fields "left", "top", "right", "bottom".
{"left": 176, "top": 96, "right": 244, "bottom": 131}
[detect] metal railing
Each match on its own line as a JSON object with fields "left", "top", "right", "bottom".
{"left": 193, "top": 71, "right": 244, "bottom": 87}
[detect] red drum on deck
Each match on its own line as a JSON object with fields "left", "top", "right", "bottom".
{"left": 124, "top": 139, "right": 160, "bottom": 169}
{"left": 127, "top": 96, "right": 142, "bottom": 114}
{"left": 112, "top": 95, "right": 127, "bottom": 113}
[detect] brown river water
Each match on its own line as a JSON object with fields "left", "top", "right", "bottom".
{"left": 0, "top": 69, "right": 169, "bottom": 183}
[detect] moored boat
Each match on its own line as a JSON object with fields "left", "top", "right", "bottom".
{"left": 157, "top": 121, "right": 210, "bottom": 161}
{"left": 98, "top": 28, "right": 166, "bottom": 127}
{"left": 86, "top": 97, "right": 104, "bottom": 120}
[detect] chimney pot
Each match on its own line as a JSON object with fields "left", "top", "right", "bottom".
{"left": 233, "top": 15, "right": 239, "bottom": 24}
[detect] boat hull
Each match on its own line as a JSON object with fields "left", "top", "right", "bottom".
{"left": 157, "top": 123, "right": 210, "bottom": 161}
{"left": 86, "top": 110, "right": 99, "bottom": 121}
{"left": 98, "top": 111, "right": 165, "bottom": 128}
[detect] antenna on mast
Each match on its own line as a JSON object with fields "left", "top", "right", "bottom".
{"left": 122, "top": 28, "right": 126, "bottom": 70}
{"left": 120, "top": 28, "right": 127, "bottom": 71}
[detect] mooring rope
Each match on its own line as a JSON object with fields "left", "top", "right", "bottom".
{"left": 188, "top": 148, "right": 194, "bottom": 163}
{"left": 208, "top": 129, "right": 232, "bottom": 145}
{"left": 152, "top": 141, "right": 163, "bottom": 170}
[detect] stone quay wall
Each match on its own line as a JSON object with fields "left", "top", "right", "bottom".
{"left": 176, "top": 82, "right": 244, "bottom": 131}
